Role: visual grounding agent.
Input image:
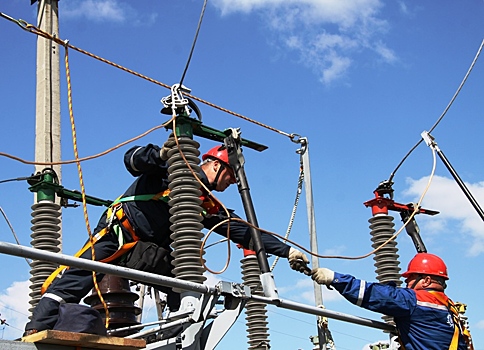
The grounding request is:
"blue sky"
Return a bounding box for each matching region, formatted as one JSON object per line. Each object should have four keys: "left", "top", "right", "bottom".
{"left": 1, "top": 0, "right": 484, "bottom": 349}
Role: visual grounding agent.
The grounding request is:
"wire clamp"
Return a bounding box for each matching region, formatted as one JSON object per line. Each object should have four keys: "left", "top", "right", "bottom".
{"left": 294, "top": 136, "right": 308, "bottom": 156}
{"left": 421, "top": 130, "right": 440, "bottom": 151}
{"left": 161, "top": 83, "right": 191, "bottom": 116}
{"left": 216, "top": 281, "right": 251, "bottom": 299}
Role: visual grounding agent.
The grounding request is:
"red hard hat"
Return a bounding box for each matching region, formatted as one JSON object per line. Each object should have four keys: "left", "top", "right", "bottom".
{"left": 202, "top": 145, "right": 230, "bottom": 165}
{"left": 401, "top": 253, "right": 449, "bottom": 280}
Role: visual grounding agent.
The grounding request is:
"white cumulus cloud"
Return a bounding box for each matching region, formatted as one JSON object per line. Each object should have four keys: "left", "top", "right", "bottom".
{"left": 212, "top": 0, "right": 396, "bottom": 84}
{"left": 402, "top": 175, "right": 484, "bottom": 255}
{"left": 0, "top": 280, "right": 31, "bottom": 340}
{"left": 60, "top": 0, "right": 157, "bottom": 25}
{"left": 62, "top": 0, "right": 127, "bottom": 22}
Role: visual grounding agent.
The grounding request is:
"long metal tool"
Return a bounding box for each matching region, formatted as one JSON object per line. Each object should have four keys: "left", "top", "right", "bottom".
{"left": 224, "top": 128, "right": 279, "bottom": 299}
{"left": 422, "top": 131, "right": 484, "bottom": 221}
{"left": 0, "top": 241, "right": 395, "bottom": 333}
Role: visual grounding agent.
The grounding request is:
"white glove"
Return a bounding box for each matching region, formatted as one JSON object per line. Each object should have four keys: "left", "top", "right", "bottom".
{"left": 311, "top": 268, "right": 335, "bottom": 285}
{"left": 288, "top": 247, "right": 310, "bottom": 275}
{"left": 160, "top": 134, "right": 175, "bottom": 161}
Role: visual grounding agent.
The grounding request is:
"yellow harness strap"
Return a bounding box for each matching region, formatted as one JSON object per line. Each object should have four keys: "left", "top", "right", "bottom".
{"left": 99, "top": 241, "right": 138, "bottom": 263}
{"left": 429, "top": 291, "right": 474, "bottom": 350}
{"left": 40, "top": 227, "right": 110, "bottom": 295}
{"left": 40, "top": 191, "right": 167, "bottom": 295}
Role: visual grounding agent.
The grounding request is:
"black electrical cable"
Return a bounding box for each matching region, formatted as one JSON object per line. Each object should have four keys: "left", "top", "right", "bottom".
{"left": 388, "top": 39, "right": 484, "bottom": 183}
{"left": 0, "top": 175, "right": 37, "bottom": 184}
{"left": 178, "top": 0, "right": 209, "bottom": 88}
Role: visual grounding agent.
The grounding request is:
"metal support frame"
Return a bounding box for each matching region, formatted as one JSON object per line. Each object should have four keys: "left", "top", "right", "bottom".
{"left": 298, "top": 138, "right": 332, "bottom": 350}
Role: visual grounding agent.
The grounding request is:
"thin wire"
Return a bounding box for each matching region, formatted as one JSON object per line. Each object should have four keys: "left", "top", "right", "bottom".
{"left": 179, "top": 0, "right": 208, "bottom": 87}
{"left": 0, "top": 206, "right": 32, "bottom": 266}
{"left": 0, "top": 301, "right": 29, "bottom": 318}
{"left": 0, "top": 12, "right": 295, "bottom": 139}
{"left": 388, "top": 39, "right": 484, "bottom": 183}
{"left": 429, "top": 39, "right": 484, "bottom": 133}
{"left": 203, "top": 238, "right": 228, "bottom": 249}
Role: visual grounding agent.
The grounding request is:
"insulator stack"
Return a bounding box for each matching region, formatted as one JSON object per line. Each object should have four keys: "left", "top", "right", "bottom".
{"left": 84, "top": 275, "right": 141, "bottom": 337}
{"left": 29, "top": 201, "right": 61, "bottom": 314}
{"left": 368, "top": 214, "right": 402, "bottom": 326}
{"left": 241, "top": 253, "right": 270, "bottom": 349}
{"left": 167, "top": 137, "right": 206, "bottom": 289}
{"left": 368, "top": 215, "right": 402, "bottom": 285}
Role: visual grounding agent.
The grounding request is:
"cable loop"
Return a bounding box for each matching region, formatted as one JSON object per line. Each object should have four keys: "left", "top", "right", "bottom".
{"left": 290, "top": 133, "right": 302, "bottom": 143}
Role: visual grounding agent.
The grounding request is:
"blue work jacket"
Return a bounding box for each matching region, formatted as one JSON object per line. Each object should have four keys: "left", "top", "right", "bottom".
{"left": 331, "top": 272, "right": 467, "bottom": 349}
{"left": 100, "top": 143, "right": 291, "bottom": 258}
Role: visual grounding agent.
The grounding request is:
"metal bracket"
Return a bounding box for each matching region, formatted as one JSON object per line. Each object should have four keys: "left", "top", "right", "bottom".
{"left": 216, "top": 281, "right": 251, "bottom": 299}
{"left": 160, "top": 83, "right": 192, "bottom": 117}
{"left": 27, "top": 168, "right": 112, "bottom": 207}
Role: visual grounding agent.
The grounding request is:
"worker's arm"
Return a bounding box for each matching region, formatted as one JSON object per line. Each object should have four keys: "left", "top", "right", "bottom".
{"left": 203, "top": 211, "right": 291, "bottom": 258}
{"left": 328, "top": 272, "right": 416, "bottom": 317}
{"left": 124, "top": 143, "right": 169, "bottom": 177}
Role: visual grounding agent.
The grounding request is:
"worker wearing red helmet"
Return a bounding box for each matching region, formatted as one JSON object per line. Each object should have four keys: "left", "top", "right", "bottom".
{"left": 201, "top": 144, "right": 237, "bottom": 192}
{"left": 311, "top": 253, "right": 473, "bottom": 349}
{"left": 25, "top": 138, "right": 309, "bottom": 336}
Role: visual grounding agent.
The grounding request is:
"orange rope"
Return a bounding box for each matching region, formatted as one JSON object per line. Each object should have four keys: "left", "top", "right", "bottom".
{"left": 64, "top": 45, "right": 110, "bottom": 328}
{"left": 16, "top": 18, "right": 293, "bottom": 138}
{"left": 0, "top": 122, "right": 170, "bottom": 166}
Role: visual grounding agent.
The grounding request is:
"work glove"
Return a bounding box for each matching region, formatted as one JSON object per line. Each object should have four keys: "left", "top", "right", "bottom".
{"left": 311, "top": 268, "right": 335, "bottom": 286}
{"left": 160, "top": 133, "right": 176, "bottom": 161}
{"left": 288, "top": 247, "right": 310, "bottom": 275}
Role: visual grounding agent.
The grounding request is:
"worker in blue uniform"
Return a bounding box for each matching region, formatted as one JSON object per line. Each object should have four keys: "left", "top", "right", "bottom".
{"left": 24, "top": 139, "right": 309, "bottom": 335}
{"left": 311, "top": 253, "right": 473, "bottom": 349}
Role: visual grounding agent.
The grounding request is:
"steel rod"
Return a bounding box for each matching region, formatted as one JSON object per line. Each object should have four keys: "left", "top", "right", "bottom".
{"left": 436, "top": 149, "right": 484, "bottom": 221}
{"left": 0, "top": 241, "right": 396, "bottom": 333}
{"left": 0, "top": 241, "right": 213, "bottom": 295}
{"left": 251, "top": 295, "right": 395, "bottom": 332}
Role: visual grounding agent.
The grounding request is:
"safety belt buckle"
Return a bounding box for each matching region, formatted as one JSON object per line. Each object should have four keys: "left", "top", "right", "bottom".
{"left": 107, "top": 203, "right": 122, "bottom": 228}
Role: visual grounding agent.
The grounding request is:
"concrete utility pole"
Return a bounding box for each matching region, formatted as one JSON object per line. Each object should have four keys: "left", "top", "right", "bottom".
{"left": 35, "top": 0, "right": 61, "bottom": 179}
{"left": 29, "top": 0, "right": 63, "bottom": 314}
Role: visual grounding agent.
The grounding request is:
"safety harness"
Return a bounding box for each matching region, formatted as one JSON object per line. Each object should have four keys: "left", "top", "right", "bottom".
{"left": 428, "top": 291, "right": 474, "bottom": 350}
{"left": 396, "top": 290, "right": 474, "bottom": 350}
{"left": 41, "top": 189, "right": 221, "bottom": 294}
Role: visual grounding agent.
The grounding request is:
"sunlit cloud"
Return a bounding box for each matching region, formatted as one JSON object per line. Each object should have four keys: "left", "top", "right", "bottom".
{"left": 212, "top": 0, "right": 396, "bottom": 84}
{"left": 60, "top": 0, "right": 157, "bottom": 25}
{"left": 0, "top": 280, "right": 30, "bottom": 340}
{"left": 476, "top": 319, "right": 484, "bottom": 329}
{"left": 402, "top": 175, "right": 484, "bottom": 255}
{"left": 61, "top": 0, "right": 126, "bottom": 22}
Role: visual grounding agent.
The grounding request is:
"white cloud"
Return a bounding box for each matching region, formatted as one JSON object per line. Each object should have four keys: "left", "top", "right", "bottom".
{"left": 62, "top": 0, "right": 127, "bottom": 22}
{"left": 60, "top": 0, "right": 158, "bottom": 25}
{"left": 402, "top": 175, "right": 484, "bottom": 255}
{"left": 398, "top": 1, "right": 409, "bottom": 15}
{"left": 212, "top": 0, "right": 395, "bottom": 84}
{"left": 476, "top": 319, "right": 484, "bottom": 329}
{"left": 0, "top": 280, "right": 31, "bottom": 340}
